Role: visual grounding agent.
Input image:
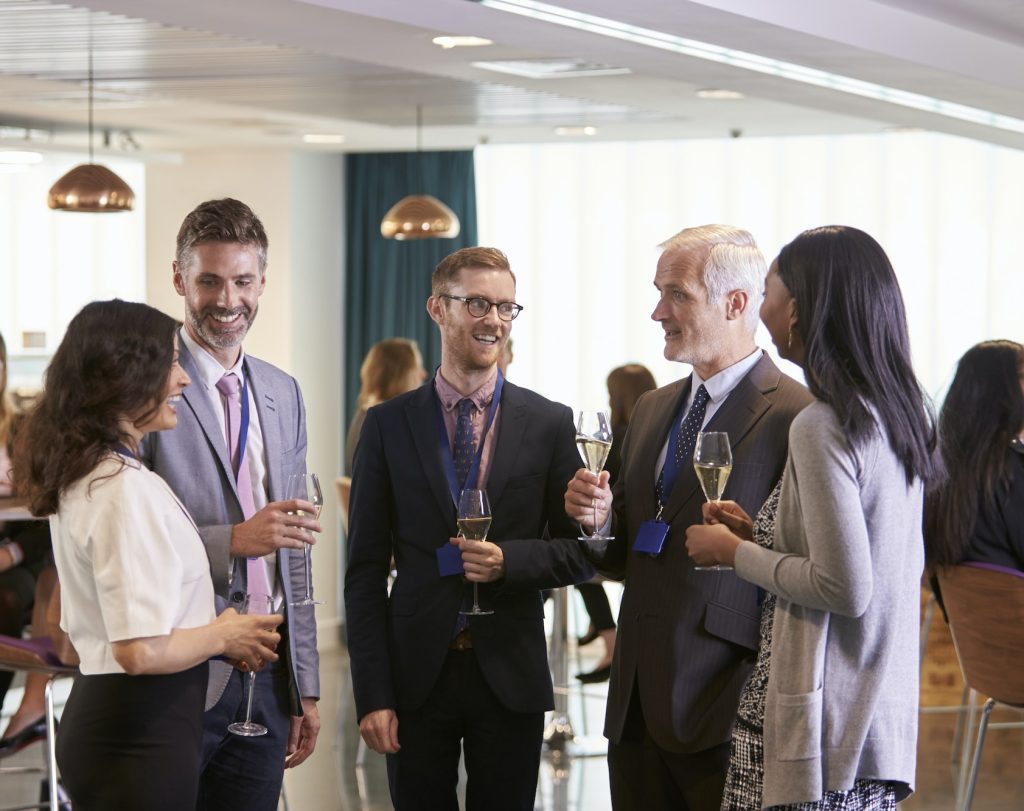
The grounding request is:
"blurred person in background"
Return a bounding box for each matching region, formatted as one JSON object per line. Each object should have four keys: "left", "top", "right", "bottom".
{"left": 925, "top": 340, "right": 1024, "bottom": 572}
{"left": 0, "top": 329, "right": 54, "bottom": 752}
{"left": 346, "top": 338, "right": 427, "bottom": 474}
{"left": 576, "top": 363, "right": 657, "bottom": 684}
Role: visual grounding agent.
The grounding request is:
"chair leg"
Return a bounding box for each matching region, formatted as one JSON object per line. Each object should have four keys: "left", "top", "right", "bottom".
{"left": 919, "top": 591, "right": 936, "bottom": 670}
{"left": 961, "top": 698, "right": 995, "bottom": 811}
{"left": 955, "top": 688, "right": 977, "bottom": 807}
{"left": 951, "top": 682, "right": 972, "bottom": 765}
{"left": 44, "top": 676, "right": 59, "bottom": 811}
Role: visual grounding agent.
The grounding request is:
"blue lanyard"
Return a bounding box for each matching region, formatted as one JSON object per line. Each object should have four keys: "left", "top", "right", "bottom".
{"left": 112, "top": 443, "right": 136, "bottom": 459}
{"left": 434, "top": 370, "right": 504, "bottom": 506}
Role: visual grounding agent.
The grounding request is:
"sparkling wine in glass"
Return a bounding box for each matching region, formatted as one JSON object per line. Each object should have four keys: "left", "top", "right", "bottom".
{"left": 576, "top": 410, "right": 614, "bottom": 541}
{"left": 693, "top": 431, "right": 733, "bottom": 571}
{"left": 286, "top": 472, "right": 323, "bottom": 606}
{"left": 227, "top": 595, "right": 273, "bottom": 737}
{"left": 458, "top": 488, "right": 494, "bottom": 616}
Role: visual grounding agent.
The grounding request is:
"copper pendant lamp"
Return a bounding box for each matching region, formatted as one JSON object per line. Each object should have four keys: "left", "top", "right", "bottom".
{"left": 48, "top": 27, "right": 135, "bottom": 213}
{"left": 380, "top": 106, "right": 460, "bottom": 240}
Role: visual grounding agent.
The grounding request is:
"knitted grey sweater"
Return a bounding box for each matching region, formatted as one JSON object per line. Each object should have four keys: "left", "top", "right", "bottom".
{"left": 735, "top": 400, "right": 923, "bottom": 808}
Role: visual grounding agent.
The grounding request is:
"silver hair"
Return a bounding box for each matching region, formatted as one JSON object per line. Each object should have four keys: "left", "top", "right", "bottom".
{"left": 658, "top": 224, "right": 767, "bottom": 332}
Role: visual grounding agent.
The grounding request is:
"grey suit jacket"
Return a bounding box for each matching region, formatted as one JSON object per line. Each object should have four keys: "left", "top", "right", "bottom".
{"left": 140, "top": 340, "right": 320, "bottom": 714}
{"left": 598, "top": 353, "right": 812, "bottom": 753}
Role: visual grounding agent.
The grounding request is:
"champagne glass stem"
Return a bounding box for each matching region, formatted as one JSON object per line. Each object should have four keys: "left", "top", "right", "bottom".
{"left": 472, "top": 583, "right": 482, "bottom": 613}
{"left": 304, "top": 546, "right": 313, "bottom": 601}
{"left": 593, "top": 500, "right": 599, "bottom": 536}
{"left": 243, "top": 672, "right": 256, "bottom": 724}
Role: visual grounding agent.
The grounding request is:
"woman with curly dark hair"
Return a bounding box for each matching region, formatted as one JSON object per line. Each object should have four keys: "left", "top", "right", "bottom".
{"left": 13, "top": 299, "right": 282, "bottom": 811}
{"left": 925, "top": 340, "right": 1024, "bottom": 571}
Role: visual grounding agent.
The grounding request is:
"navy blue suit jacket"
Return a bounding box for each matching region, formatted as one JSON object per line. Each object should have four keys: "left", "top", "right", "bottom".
{"left": 345, "top": 377, "right": 594, "bottom": 722}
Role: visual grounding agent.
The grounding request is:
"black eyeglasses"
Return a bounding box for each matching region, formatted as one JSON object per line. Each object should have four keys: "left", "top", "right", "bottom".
{"left": 441, "top": 294, "right": 524, "bottom": 321}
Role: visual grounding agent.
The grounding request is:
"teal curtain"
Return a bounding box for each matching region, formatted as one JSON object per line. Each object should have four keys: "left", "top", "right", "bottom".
{"left": 344, "top": 150, "right": 477, "bottom": 430}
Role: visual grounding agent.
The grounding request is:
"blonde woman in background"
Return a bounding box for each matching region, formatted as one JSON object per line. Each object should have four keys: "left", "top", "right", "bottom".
{"left": 346, "top": 338, "right": 427, "bottom": 473}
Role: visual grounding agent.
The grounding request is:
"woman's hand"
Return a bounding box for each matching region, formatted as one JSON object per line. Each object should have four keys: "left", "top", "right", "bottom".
{"left": 685, "top": 523, "right": 743, "bottom": 568}
{"left": 216, "top": 608, "right": 282, "bottom": 672}
{"left": 702, "top": 499, "right": 754, "bottom": 541}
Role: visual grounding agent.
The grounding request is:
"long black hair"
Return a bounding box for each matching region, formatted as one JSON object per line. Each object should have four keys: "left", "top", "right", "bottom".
{"left": 776, "top": 225, "right": 937, "bottom": 485}
{"left": 13, "top": 299, "right": 177, "bottom": 516}
{"left": 924, "top": 340, "right": 1024, "bottom": 568}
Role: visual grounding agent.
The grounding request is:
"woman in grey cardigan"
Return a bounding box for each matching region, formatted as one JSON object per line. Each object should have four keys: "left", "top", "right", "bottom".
{"left": 687, "top": 225, "right": 937, "bottom": 810}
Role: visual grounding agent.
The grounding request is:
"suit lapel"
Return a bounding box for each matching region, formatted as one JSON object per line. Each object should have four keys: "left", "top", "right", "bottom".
{"left": 246, "top": 359, "right": 284, "bottom": 501}
{"left": 406, "top": 383, "right": 456, "bottom": 524}
{"left": 486, "top": 381, "right": 526, "bottom": 509}
{"left": 179, "top": 343, "right": 237, "bottom": 501}
{"left": 633, "top": 380, "right": 688, "bottom": 520}
{"left": 661, "top": 355, "right": 778, "bottom": 525}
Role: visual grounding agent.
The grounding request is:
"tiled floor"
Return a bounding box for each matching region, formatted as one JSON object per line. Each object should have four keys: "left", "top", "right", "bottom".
{"left": 3, "top": 590, "right": 1023, "bottom": 810}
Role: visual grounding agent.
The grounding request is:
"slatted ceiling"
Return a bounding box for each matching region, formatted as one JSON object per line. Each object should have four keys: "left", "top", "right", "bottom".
{"left": 0, "top": 0, "right": 668, "bottom": 148}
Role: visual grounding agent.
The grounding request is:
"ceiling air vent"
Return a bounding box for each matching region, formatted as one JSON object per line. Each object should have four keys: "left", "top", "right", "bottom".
{"left": 471, "top": 58, "right": 631, "bottom": 79}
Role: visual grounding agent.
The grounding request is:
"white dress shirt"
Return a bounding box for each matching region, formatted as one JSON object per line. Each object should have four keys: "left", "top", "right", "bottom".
{"left": 655, "top": 349, "right": 764, "bottom": 477}
{"left": 52, "top": 456, "right": 216, "bottom": 675}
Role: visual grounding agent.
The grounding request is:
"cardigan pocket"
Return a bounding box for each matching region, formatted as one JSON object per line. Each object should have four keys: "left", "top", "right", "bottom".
{"left": 774, "top": 686, "right": 823, "bottom": 761}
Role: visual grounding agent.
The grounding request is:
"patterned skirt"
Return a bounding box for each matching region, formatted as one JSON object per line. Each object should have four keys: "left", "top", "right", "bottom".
{"left": 721, "top": 716, "right": 896, "bottom": 811}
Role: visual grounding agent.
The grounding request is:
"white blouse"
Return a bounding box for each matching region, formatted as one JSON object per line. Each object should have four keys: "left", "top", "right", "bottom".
{"left": 51, "top": 454, "right": 216, "bottom": 675}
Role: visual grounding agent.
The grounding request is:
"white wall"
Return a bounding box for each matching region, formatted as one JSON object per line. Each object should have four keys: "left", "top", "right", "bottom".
{"left": 477, "top": 131, "right": 1024, "bottom": 413}
{"left": 145, "top": 148, "right": 345, "bottom": 645}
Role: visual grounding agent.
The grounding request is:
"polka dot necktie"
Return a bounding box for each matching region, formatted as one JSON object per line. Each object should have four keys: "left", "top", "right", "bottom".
{"left": 655, "top": 384, "right": 711, "bottom": 505}
{"left": 453, "top": 398, "right": 476, "bottom": 492}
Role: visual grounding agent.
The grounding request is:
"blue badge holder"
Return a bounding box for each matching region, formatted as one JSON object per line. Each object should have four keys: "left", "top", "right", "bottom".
{"left": 633, "top": 519, "right": 669, "bottom": 555}
{"left": 436, "top": 543, "right": 465, "bottom": 577}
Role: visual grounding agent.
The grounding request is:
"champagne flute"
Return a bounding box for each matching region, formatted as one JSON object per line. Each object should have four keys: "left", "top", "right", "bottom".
{"left": 693, "top": 431, "right": 733, "bottom": 571}
{"left": 286, "top": 472, "right": 323, "bottom": 606}
{"left": 575, "top": 410, "right": 614, "bottom": 540}
{"left": 457, "top": 488, "right": 494, "bottom": 616}
{"left": 227, "top": 594, "right": 273, "bottom": 737}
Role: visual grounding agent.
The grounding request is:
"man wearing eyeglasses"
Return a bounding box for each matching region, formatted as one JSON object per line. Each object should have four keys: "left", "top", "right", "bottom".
{"left": 345, "top": 246, "right": 594, "bottom": 810}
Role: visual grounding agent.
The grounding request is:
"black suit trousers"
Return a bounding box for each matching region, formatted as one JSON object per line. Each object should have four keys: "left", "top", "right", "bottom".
{"left": 386, "top": 649, "right": 544, "bottom": 811}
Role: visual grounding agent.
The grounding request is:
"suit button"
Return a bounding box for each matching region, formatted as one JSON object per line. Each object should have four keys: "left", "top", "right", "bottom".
{"left": 230, "top": 591, "right": 245, "bottom": 603}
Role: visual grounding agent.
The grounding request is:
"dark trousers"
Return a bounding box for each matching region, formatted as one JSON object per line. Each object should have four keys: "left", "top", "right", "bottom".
{"left": 197, "top": 661, "right": 292, "bottom": 811}
{"left": 386, "top": 649, "right": 544, "bottom": 811}
{"left": 608, "top": 686, "right": 730, "bottom": 811}
{"left": 577, "top": 581, "right": 616, "bottom": 631}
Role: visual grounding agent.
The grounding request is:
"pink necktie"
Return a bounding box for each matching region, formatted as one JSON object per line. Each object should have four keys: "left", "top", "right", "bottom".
{"left": 216, "top": 373, "right": 272, "bottom": 602}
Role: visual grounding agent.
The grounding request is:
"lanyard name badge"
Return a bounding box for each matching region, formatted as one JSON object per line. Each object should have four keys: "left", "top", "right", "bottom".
{"left": 633, "top": 398, "right": 688, "bottom": 556}
{"left": 435, "top": 370, "right": 504, "bottom": 577}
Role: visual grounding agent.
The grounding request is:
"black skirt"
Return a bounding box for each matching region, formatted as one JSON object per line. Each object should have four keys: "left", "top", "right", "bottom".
{"left": 57, "top": 661, "right": 208, "bottom": 811}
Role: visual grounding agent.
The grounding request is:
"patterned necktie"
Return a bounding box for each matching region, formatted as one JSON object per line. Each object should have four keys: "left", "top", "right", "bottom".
{"left": 453, "top": 398, "right": 476, "bottom": 492}
{"left": 215, "top": 373, "right": 272, "bottom": 602}
{"left": 655, "top": 384, "right": 711, "bottom": 505}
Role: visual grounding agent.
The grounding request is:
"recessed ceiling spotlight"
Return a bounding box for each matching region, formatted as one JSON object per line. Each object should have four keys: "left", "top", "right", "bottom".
{"left": 433, "top": 35, "right": 494, "bottom": 49}
{"left": 696, "top": 88, "right": 745, "bottom": 100}
{"left": 0, "top": 150, "right": 43, "bottom": 164}
{"left": 302, "top": 133, "right": 346, "bottom": 144}
{"left": 554, "top": 126, "right": 597, "bottom": 136}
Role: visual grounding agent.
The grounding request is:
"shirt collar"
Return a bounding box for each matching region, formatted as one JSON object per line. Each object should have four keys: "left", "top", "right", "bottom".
{"left": 179, "top": 326, "right": 246, "bottom": 390}
{"left": 434, "top": 367, "right": 498, "bottom": 413}
{"left": 692, "top": 348, "right": 763, "bottom": 404}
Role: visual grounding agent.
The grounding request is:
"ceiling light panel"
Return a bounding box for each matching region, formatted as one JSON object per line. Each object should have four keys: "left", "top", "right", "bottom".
{"left": 472, "top": 0, "right": 1024, "bottom": 135}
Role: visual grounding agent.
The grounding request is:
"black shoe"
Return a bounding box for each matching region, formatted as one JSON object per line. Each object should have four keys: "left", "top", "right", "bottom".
{"left": 576, "top": 664, "right": 612, "bottom": 684}
{"left": 0, "top": 717, "right": 47, "bottom": 759}
{"left": 577, "top": 628, "right": 600, "bottom": 646}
